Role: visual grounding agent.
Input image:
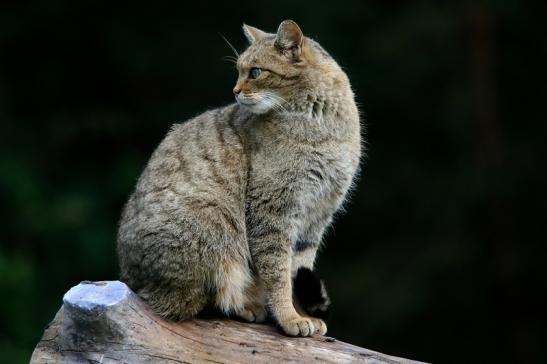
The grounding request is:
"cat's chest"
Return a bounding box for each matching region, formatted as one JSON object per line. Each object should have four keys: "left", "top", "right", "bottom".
{"left": 246, "top": 116, "right": 360, "bottom": 215}
{"left": 252, "top": 140, "right": 356, "bottom": 209}
{"left": 293, "top": 145, "right": 356, "bottom": 205}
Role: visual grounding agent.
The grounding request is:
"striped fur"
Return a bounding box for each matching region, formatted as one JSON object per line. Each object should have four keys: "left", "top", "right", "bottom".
{"left": 117, "top": 20, "right": 361, "bottom": 337}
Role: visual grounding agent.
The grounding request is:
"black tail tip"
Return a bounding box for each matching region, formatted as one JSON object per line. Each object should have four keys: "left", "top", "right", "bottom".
{"left": 293, "top": 267, "right": 331, "bottom": 319}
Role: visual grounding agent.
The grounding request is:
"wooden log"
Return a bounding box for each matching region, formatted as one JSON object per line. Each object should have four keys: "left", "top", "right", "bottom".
{"left": 31, "top": 281, "right": 426, "bottom": 363}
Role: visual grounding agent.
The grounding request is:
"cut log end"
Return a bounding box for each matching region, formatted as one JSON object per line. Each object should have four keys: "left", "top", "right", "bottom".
{"left": 63, "top": 280, "right": 131, "bottom": 312}
{"left": 31, "top": 281, "right": 427, "bottom": 363}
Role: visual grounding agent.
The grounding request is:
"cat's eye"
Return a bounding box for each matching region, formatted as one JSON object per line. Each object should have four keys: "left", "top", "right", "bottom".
{"left": 249, "top": 67, "right": 262, "bottom": 79}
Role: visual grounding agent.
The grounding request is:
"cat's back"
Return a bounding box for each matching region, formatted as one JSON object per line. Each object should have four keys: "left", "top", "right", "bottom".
{"left": 119, "top": 103, "right": 248, "bottom": 234}
{"left": 165, "top": 103, "right": 244, "bottom": 163}
{"left": 144, "top": 103, "right": 244, "bottom": 187}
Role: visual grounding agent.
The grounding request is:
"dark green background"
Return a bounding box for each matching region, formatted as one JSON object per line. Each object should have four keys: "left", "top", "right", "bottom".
{"left": 1, "top": 1, "right": 545, "bottom": 363}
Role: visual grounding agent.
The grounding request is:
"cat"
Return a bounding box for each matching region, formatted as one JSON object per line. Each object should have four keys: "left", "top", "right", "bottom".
{"left": 117, "top": 19, "right": 361, "bottom": 337}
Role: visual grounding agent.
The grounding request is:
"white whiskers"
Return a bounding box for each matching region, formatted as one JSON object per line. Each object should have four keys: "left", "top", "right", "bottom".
{"left": 262, "top": 92, "right": 289, "bottom": 114}
{"left": 218, "top": 33, "right": 239, "bottom": 58}
{"left": 222, "top": 55, "right": 239, "bottom": 64}
{"left": 237, "top": 91, "right": 290, "bottom": 115}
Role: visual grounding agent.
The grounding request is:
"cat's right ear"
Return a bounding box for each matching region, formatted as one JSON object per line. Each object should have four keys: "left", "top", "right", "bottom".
{"left": 242, "top": 23, "right": 269, "bottom": 43}
{"left": 274, "top": 20, "right": 304, "bottom": 62}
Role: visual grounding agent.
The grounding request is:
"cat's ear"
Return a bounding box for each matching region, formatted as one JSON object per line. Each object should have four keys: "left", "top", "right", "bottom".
{"left": 242, "top": 23, "right": 269, "bottom": 43}
{"left": 274, "top": 20, "right": 304, "bottom": 62}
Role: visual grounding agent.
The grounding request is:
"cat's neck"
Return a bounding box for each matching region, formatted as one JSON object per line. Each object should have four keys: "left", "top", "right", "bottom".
{"left": 233, "top": 72, "right": 359, "bottom": 144}
{"left": 267, "top": 82, "right": 359, "bottom": 142}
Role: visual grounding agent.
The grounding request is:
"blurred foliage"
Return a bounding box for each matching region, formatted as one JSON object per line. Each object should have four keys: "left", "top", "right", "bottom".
{"left": 0, "top": 1, "right": 546, "bottom": 363}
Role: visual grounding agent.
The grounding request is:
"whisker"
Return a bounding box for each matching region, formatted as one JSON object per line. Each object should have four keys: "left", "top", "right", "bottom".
{"left": 263, "top": 92, "right": 289, "bottom": 113}
{"left": 218, "top": 32, "right": 239, "bottom": 58}
{"left": 239, "top": 91, "right": 290, "bottom": 114}
{"left": 221, "top": 56, "right": 238, "bottom": 65}
{"left": 264, "top": 92, "right": 288, "bottom": 103}
{"left": 222, "top": 55, "right": 238, "bottom": 62}
{"left": 264, "top": 94, "right": 288, "bottom": 113}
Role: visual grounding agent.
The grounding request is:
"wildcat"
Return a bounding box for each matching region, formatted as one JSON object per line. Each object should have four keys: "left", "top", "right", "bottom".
{"left": 117, "top": 20, "right": 361, "bottom": 337}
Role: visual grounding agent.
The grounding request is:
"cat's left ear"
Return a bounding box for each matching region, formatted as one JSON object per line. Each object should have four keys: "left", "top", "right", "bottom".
{"left": 242, "top": 23, "right": 269, "bottom": 43}
{"left": 274, "top": 20, "right": 304, "bottom": 62}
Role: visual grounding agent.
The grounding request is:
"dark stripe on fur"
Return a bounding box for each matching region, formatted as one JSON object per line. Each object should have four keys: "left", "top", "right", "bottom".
{"left": 294, "top": 240, "right": 317, "bottom": 252}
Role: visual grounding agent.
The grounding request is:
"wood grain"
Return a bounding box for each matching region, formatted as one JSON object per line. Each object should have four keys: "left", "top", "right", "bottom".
{"left": 31, "top": 281, "right": 425, "bottom": 364}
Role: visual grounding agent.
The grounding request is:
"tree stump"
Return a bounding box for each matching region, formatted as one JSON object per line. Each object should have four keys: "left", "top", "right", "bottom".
{"left": 31, "top": 281, "right": 426, "bottom": 363}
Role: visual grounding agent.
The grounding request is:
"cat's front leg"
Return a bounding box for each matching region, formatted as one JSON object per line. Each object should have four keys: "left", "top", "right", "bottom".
{"left": 248, "top": 219, "right": 320, "bottom": 337}
{"left": 291, "top": 218, "right": 333, "bottom": 324}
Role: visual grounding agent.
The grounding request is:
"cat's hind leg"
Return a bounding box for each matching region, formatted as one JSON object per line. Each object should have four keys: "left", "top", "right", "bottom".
{"left": 134, "top": 252, "right": 208, "bottom": 320}
{"left": 236, "top": 277, "right": 268, "bottom": 323}
{"left": 139, "top": 282, "right": 209, "bottom": 320}
{"left": 122, "top": 231, "right": 210, "bottom": 321}
{"left": 213, "top": 258, "right": 267, "bottom": 323}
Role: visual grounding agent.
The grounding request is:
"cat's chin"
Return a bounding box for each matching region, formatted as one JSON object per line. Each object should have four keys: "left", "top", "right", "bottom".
{"left": 236, "top": 99, "right": 272, "bottom": 115}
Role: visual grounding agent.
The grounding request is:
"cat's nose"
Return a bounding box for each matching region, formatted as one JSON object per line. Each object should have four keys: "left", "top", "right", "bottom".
{"left": 233, "top": 87, "right": 241, "bottom": 95}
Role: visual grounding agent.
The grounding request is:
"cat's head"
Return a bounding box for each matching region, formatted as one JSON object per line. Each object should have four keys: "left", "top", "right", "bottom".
{"left": 233, "top": 20, "right": 344, "bottom": 115}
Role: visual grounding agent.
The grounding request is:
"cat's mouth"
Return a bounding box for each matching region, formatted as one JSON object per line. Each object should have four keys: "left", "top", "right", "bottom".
{"left": 236, "top": 97, "right": 259, "bottom": 106}
{"left": 236, "top": 94, "right": 271, "bottom": 114}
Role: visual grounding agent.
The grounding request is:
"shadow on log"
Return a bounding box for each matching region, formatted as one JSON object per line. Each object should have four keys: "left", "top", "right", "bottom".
{"left": 31, "top": 281, "right": 426, "bottom": 363}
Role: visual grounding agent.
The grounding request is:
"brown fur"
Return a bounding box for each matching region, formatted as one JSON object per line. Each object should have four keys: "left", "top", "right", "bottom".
{"left": 117, "top": 20, "right": 361, "bottom": 336}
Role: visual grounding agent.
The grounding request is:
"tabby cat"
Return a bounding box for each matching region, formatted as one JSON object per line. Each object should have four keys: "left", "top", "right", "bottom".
{"left": 117, "top": 19, "right": 361, "bottom": 337}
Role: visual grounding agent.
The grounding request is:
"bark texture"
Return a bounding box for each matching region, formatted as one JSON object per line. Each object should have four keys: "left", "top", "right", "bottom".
{"left": 31, "top": 281, "right": 426, "bottom": 364}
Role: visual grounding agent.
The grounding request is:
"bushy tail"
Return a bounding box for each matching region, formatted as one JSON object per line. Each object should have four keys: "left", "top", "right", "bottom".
{"left": 293, "top": 267, "right": 331, "bottom": 319}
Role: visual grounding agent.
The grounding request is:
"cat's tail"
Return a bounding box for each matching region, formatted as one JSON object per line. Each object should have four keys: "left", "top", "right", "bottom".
{"left": 293, "top": 267, "right": 331, "bottom": 319}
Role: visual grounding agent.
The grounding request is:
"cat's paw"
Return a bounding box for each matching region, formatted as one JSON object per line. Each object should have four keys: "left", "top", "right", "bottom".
{"left": 309, "top": 317, "right": 327, "bottom": 335}
{"left": 236, "top": 304, "right": 267, "bottom": 323}
{"left": 279, "top": 316, "right": 318, "bottom": 337}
